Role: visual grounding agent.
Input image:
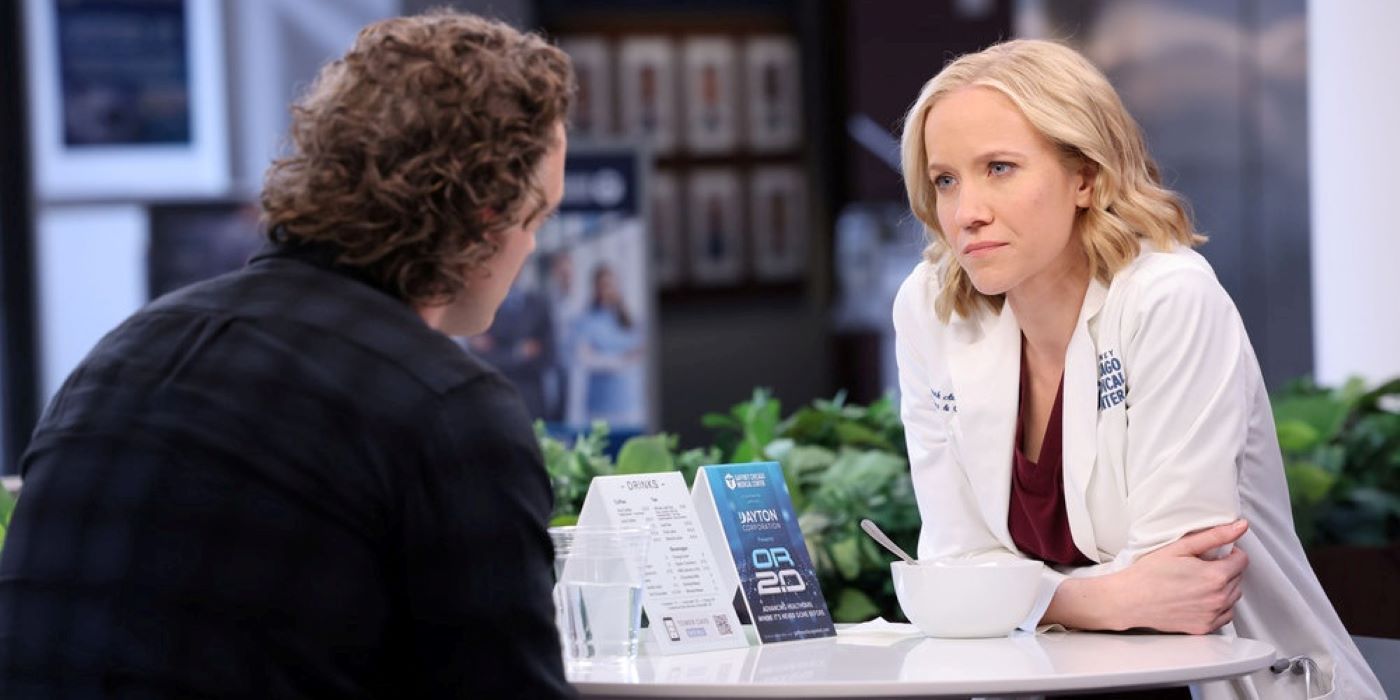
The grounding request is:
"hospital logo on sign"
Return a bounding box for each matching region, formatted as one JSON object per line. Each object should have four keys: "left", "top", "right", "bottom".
{"left": 1097, "top": 350, "right": 1126, "bottom": 411}
{"left": 725, "top": 472, "right": 767, "bottom": 490}
{"left": 930, "top": 387, "right": 958, "bottom": 413}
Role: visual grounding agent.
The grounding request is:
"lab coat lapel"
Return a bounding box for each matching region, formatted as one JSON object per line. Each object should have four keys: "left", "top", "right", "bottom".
{"left": 946, "top": 303, "right": 1021, "bottom": 552}
{"left": 1062, "top": 277, "right": 1109, "bottom": 563}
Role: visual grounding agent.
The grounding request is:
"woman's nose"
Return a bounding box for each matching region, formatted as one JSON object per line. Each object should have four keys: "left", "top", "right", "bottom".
{"left": 953, "top": 186, "right": 992, "bottom": 231}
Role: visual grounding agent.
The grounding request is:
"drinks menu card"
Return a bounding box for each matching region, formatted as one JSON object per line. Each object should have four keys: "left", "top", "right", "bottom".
{"left": 577, "top": 472, "right": 748, "bottom": 654}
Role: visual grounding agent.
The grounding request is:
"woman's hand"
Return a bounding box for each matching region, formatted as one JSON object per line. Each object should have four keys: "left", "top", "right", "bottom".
{"left": 1110, "top": 519, "right": 1250, "bottom": 634}
{"left": 1044, "top": 519, "right": 1250, "bottom": 634}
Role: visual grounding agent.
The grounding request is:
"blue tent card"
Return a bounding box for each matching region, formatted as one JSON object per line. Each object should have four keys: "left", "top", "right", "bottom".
{"left": 692, "top": 462, "right": 836, "bottom": 644}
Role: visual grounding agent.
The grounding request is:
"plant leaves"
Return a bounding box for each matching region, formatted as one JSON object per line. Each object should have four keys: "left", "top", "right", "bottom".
{"left": 1275, "top": 420, "right": 1320, "bottom": 453}
{"left": 765, "top": 438, "right": 796, "bottom": 461}
{"left": 830, "top": 587, "right": 881, "bottom": 623}
{"left": 538, "top": 376, "right": 1400, "bottom": 622}
{"left": 1285, "top": 462, "right": 1337, "bottom": 507}
{"left": 0, "top": 487, "right": 14, "bottom": 527}
{"left": 778, "top": 407, "right": 832, "bottom": 445}
{"left": 702, "top": 413, "right": 739, "bottom": 430}
{"left": 778, "top": 462, "right": 808, "bottom": 513}
{"left": 615, "top": 435, "right": 675, "bottom": 474}
{"left": 1272, "top": 394, "right": 1352, "bottom": 442}
{"left": 1346, "top": 486, "right": 1400, "bottom": 517}
{"left": 858, "top": 529, "right": 889, "bottom": 568}
{"left": 1316, "top": 503, "right": 1390, "bottom": 547}
{"left": 1356, "top": 377, "right": 1400, "bottom": 413}
{"left": 830, "top": 535, "right": 862, "bottom": 581}
{"left": 1314, "top": 445, "right": 1347, "bottom": 474}
{"left": 1336, "top": 376, "right": 1370, "bottom": 406}
{"left": 783, "top": 445, "right": 837, "bottom": 484}
{"left": 833, "top": 421, "right": 893, "bottom": 451}
{"left": 732, "top": 442, "right": 759, "bottom": 463}
{"left": 675, "top": 445, "right": 723, "bottom": 487}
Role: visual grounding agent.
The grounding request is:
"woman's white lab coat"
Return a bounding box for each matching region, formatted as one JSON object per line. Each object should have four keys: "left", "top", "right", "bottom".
{"left": 893, "top": 245, "right": 1383, "bottom": 699}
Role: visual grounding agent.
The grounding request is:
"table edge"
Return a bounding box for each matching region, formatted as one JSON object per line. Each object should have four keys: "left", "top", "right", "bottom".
{"left": 570, "top": 638, "right": 1278, "bottom": 698}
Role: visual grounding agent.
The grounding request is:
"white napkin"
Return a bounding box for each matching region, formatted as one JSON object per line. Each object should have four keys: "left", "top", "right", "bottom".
{"left": 835, "top": 617, "right": 925, "bottom": 646}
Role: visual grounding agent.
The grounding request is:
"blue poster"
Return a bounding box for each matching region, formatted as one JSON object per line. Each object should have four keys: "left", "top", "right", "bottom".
{"left": 702, "top": 462, "right": 835, "bottom": 643}
{"left": 465, "top": 147, "right": 654, "bottom": 443}
{"left": 57, "top": 0, "right": 191, "bottom": 146}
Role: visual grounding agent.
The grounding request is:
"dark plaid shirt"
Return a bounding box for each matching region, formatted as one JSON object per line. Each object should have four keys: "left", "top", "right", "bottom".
{"left": 0, "top": 243, "right": 573, "bottom": 699}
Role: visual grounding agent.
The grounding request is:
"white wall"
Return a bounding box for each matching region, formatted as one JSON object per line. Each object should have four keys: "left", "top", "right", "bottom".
{"left": 1309, "top": 1, "right": 1400, "bottom": 385}
{"left": 36, "top": 205, "right": 148, "bottom": 402}
{"left": 227, "top": 0, "right": 401, "bottom": 194}
{"left": 28, "top": 0, "right": 402, "bottom": 411}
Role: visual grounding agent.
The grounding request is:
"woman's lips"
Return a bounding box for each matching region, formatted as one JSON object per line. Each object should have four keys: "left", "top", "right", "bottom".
{"left": 962, "top": 241, "right": 1007, "bottom": 257}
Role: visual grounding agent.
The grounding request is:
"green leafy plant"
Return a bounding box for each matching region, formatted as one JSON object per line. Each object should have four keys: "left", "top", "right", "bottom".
{"left": 1273, "top": 376, "right": 1400, "bottom": 547}
{"left": 540, "top": 375, "right": 1399, "bottom": 625}
{"left": 537, "top": 421, "right": 615, "bottom": 526}
{"left": 701, "top": 388, "right": 784, "bottom": 463}
{"left": 0, "top": 486, "right": 14, "bottom": 554}
{"left": 536, "top": 421, "right": 720, "bottom": 526}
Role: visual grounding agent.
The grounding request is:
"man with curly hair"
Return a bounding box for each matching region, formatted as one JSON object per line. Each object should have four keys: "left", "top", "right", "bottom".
{"left": 0, "top": 10, "right": 575, "bottom": 698}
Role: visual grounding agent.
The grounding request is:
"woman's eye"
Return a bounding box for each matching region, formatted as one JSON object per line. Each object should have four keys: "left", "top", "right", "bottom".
{"left": 933, "top": 174, "right": 955, "bottom": 190}
{"left": 989, "top": 162, "right": 1015, "bottom": 176}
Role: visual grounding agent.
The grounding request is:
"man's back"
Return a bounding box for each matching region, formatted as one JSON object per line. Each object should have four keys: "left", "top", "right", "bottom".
{"left": 0, "top": 246, "right": 572, "bottom": 698}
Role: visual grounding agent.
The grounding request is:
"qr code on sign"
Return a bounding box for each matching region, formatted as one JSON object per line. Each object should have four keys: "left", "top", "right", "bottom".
{"left": 714, "top": 614, "right": 734, "bottom": 636}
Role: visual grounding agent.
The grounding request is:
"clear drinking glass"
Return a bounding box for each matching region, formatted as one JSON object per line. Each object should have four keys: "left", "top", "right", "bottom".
{"left": 548, "top": 526, "right": 651, "bottom": 662}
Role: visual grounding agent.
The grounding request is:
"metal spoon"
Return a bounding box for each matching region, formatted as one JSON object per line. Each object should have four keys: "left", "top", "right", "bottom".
{"left": 860, "top": 518, "right": 917, "bottom": 565}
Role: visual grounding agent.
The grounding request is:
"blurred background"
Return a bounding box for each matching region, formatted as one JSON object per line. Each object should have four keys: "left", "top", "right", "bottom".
{"left": 3, "top": 0, "right": 1397, "bottom": 460}
{"left": 0, "top": 0, "right": 1397, "bottom": 670}
{"left": 9, "top": 0, "right": 1395, "bottom": 453}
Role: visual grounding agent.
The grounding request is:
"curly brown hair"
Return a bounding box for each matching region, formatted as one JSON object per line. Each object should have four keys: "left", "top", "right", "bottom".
{"left": 260, "top": 9, "right": 573, "bottom": 306}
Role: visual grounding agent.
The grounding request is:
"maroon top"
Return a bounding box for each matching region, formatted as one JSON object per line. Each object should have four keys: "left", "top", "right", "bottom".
{"left": 1008, "top": 355, "right": 1094, "bottom": 567}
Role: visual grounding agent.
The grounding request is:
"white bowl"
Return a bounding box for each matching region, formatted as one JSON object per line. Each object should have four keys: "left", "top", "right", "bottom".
{"left": 892, "top": 559, "right": 1044, "bottom": 638}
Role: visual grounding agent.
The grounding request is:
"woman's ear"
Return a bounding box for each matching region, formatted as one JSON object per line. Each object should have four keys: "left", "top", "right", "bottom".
{"left": 1074, "top": 161, "right": 1098, "bottom": 209}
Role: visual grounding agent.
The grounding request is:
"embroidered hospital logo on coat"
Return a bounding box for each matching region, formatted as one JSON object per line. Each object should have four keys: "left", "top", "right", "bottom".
{"left": 931, "top": 387, "right": 958, "bottom": 413}
{"left": 1097, "top": 350, "right": 1126, "bottom": 411}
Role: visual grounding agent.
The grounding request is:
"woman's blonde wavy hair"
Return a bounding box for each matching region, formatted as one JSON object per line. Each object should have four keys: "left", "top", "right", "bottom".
{"left": 900, "top": 39, "right": 1203, "bottom": 322}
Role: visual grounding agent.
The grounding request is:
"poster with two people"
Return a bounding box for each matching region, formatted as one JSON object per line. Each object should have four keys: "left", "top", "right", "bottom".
{"left": 461, "top": 148, "right": 654, "bottom": 439}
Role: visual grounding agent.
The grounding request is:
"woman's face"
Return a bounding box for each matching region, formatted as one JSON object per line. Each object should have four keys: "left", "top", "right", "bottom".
{"left": 595, "top": 269, "right": 620, "bottom": 305}
{"left": 922, "top": 87, "right": 1093, "bottom": 297}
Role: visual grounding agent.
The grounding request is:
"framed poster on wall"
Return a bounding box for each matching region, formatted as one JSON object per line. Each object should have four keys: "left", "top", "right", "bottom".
{"left": 681, "top": 36, "right": 740, "bottom": 155}
{"left": 686, "top": 169, "right": 744, "bottom": 286}
{"left": 466, "top": 147, "right": 656, "bottom": 439}
{"left": 750, "top": 166, "right": 807, "bottom": 281}
{"left": 619, "top": 36, "right": 678, "bottom": 156}
{"left": 649, "top": 170, "right": 684, "bottom": 288}
{"left": 559, "top": 36, "right": 613, "bottom": 140}
{"left": 744, "top": 36, "right": 802, "bottom": 152}
{"left": 24, "top": 0, "right": 229, "bottom": 200}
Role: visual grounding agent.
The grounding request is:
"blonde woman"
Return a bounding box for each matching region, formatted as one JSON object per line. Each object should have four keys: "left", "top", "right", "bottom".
{"left": 894, "top": 39, "right": 1381, "bottom": 699}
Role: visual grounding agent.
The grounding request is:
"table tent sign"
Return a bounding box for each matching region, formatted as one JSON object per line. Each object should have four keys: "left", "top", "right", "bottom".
{"left": 576, "top": 472, "right": 748, "bottom": 654}
{"left": 691, "top": 462, "right": 837, "bottom": 644}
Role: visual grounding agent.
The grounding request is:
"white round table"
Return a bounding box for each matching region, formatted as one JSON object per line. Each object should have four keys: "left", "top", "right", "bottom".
{"left": 566, "top": 624, "right": 1276, "bottom": 698}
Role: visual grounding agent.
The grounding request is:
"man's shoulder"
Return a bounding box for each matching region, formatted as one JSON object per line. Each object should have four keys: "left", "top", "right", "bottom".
{"left": 142, "top": 260, "right": 496, "bottom": 397}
